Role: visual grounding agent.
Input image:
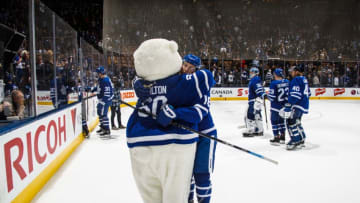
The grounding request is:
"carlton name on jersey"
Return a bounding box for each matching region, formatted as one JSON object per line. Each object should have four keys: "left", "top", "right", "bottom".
{"left": 150, "top": 86, "right": 167, "bottom": 95}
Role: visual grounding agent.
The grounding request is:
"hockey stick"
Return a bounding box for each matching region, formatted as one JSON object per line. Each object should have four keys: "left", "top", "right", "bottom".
{"left": 262, "top": 81, "right": 269, "bottom": 130}
{"left": 263, "top": 98, "right": 269, "bottom": 130}
{"left": 120, "top": 100, "right": 279, "bottom": 165}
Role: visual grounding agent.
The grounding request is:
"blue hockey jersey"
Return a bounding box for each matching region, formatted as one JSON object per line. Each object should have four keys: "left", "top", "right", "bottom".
{"left": 126, "top": 69, "right": 215, "bottom": 148}
{"left": 288, "top": 76, "right": 311, "bottom": 114}
{"left": 194, "top": 70, "right": 216, "bottom": 135}
{"left": 248, "top": 76, "right": 265, "bottom": 103}
{"left": 97, "top": 76, "right": 114, "bottom": 103}
{"left": 50, "top": 77, "right": 69, "bottom": 107}
{"left": 268, "top": 79, "right": 290, "bottom": 112}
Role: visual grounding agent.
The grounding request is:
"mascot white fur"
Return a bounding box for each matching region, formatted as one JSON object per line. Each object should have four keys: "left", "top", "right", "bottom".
{"left": 130, "top": 39, "right": 196, "bottom": 203}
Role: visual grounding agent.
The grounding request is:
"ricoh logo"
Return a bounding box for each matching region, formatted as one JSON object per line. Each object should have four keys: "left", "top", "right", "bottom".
{"left": 315, "top": 88, "right": 326, "bottom": 96}
{"left": 334, "top": 88, "right": 345, "bottom": 96}
{"left": 2, "top": 108, "right": 77, "bottom": 193}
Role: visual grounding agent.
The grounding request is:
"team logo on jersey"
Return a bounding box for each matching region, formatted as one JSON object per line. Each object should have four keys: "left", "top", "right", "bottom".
{"left": 315, "top": 88, "right": 326, "bottom": 96}
{"left": 334, "top": 88, "right": 345, "bottom": 96}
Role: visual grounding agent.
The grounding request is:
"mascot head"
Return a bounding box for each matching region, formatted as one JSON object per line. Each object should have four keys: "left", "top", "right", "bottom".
{"left": 133, "top": 38, "right": 182, "bottom": 81}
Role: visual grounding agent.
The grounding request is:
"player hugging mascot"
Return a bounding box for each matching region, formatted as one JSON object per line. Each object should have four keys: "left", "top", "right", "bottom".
{"left": 126, "top": 38, "right": 215, "bottom": 203}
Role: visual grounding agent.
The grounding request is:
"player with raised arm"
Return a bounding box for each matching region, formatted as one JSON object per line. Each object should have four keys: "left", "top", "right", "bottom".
{"left": 180, "top": 54, "right": 217, "bottom": 203}
{"left": 243, "top": 67, "right": 266, "bottom": 137}
{"left": 95, "top": 66, "right": 114, "bottom": 136}
{"left": 128, "top": 39, "right": 215, "bottom": 203}
{"left": 280, "top": 65, "right": 310, "bottom": 150}
{"left": 267, "top": 68, "right": 289, "bottom": 145}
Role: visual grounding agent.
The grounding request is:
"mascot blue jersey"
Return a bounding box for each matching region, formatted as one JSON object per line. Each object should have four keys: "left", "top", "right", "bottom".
{"left": 268, "top": 79, "right": 290, "bottom": 111}
{"left": 127, "top": 69, "right": 215, "bottom": 148}
{"left": 288, "top": 76, "right": 311, "bottom": 114}
{"left": 248, "top": 76, "right": 265, "bottom": 103}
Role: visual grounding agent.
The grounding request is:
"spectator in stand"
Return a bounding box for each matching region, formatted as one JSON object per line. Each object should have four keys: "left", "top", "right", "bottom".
{"left": 265, "top": 69, "right": 273, "bottom": 86}
{"left": 241, "top": 68, "right": 249, "bottom": 86}
{"left": 312, "top": 73, "right": 320, "bottom": 87}
{"left": 228, "top": 71, "right": 234, "bottom": 87}
{"left": 333, "top": 73, "right": 340, "bottom": 87}
{"left": 215, "top": 72, "right": 222, "bottom": 87}
{"left": 0, "top": 90, "right": 26, "bottom": 120}
{"left": 234, "top": 68, "right": 241, "bottom": 86}
{"left": 327, "top": 73, "right": 333, "bottom": 87}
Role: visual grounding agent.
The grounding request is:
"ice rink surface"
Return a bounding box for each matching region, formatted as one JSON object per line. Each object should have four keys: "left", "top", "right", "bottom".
{"left": 33, "top": 100, "right": 360, "bottom": 203}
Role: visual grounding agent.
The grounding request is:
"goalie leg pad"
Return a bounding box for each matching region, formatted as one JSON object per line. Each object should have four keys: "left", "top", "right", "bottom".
{"left": 287, "top": 109, "right": 303, "bottom": 143}
{"left": 254, "top": 110, "right": 263, "bottom": 133}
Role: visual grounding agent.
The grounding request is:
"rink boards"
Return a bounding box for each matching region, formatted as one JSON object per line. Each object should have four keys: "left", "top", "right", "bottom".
{"left": 0, "top": 103, "right": 83, "bottom": 203}
{"left": 210, "top": 87, "right": 360, "bottom": 100}
{"left": 0, "top": 91, "right": 136, "bottom": 203}
{"left": 35, "top": 87, "right": 360, "bottom": 113}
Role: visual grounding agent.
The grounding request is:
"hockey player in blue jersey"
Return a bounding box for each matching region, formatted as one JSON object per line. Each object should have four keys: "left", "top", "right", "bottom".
{"left": 128, "top": 39, "right": 215, "bottom": 203}
{"left": 95, "top": 66, "right": 114, "bottom": 136}
{"left": 50, "top": 68, "right": 69, "bottom": 108}
{"left": 243, "top": 67, "right": 266, "bottom": 137}
{"left": 267, "top": 68, "right": 289, "bottom": 145}
{"left": 179, "top": 54, "right": 217, "bottom": 203}
{"left": 280, "top": 65, "right": 310, "bottom": 150}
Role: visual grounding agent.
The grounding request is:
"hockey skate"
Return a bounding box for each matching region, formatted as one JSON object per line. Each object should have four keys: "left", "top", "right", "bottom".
{"left": 112, "top": 126, "right": 120, "bottom": 130}
{"left": 83, "top": 128, "right": 90, "bottom": 139}
{"left": 99, "top": 129, "right": 111, "bottom": 137}
{"left": 270, "top": 136, "right": 281, "bottom": 146}
{"left": 253, "top": 132, "right": 264, "bottom": 136}
{"left": 286, "top": 140, "right": 302, "bottom": 150}
{"left": 96, "top": 127, "right": 104, "bottom": 134}
{"left": 280, "top": 134, "right": 285, "bottom": 144}
{"left": 299, "top": 139, "right": 306, "bottom": 148}
{"left": 243, "top": 132, "right": 255, "bottom": 137}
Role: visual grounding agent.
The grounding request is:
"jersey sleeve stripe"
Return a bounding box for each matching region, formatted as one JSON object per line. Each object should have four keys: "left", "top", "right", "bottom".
{"left": 200, "top": 70, "right": 210, "bottom": 91}
{"left": 194, "top": 106, "right": 203, "bottom": 120}
{"left": 194, "top": 104, "right": 209, "bottom": 113}
{"left": 196, "top": 185, "right": 212, "bottom": 190}
{"left": 293, "top": 105, "right": 308, "bottom": 113}
{"left": 290, "top": 95, "right": 302, "bottom": 100}
{"left": 197, "top": 194, "right": 212, "bottom": 198}
{"left": 127, "top": 133, "right": 198, "bottom": 144}
{"left": 192, "top": 73, "right": 203, "bottom": 98}
{"left": 201, "top": 126, "right": 216, "bottom": 134}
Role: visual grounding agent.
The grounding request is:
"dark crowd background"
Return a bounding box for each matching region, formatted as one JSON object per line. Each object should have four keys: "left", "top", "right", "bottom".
{"left": 0, "top": 0, "right": 359, "bottom": 121}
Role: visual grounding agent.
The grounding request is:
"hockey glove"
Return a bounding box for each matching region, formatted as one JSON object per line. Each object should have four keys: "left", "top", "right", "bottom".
{"left": 262, "top": 94, "right": 268, "bottom": 100}
{"left": 157, "top": 104, "right": 177, "bottom": 127}
{"left": 279, "top": 103, "right": 292, "bottom": 119}
{"left": 133, "top": 78, "right": 154, "bottom": 102}
{"left": 254, "top": 98, "right": 263, "bottom": 111}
